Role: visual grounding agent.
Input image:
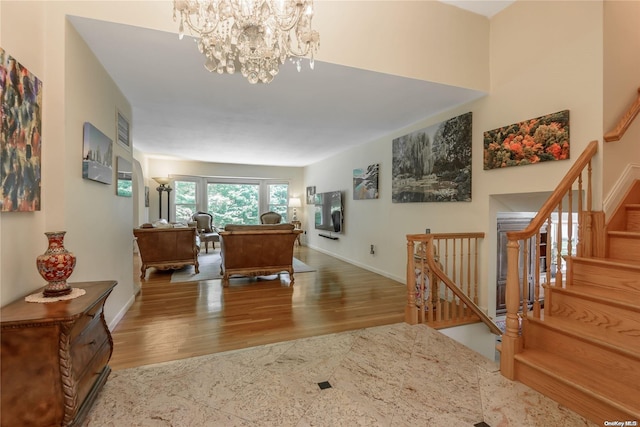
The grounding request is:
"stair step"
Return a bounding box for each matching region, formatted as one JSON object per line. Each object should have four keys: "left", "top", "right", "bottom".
{"left": 514, "top": 348, "right": 640, "bottom": 423}
{"left": 626, "top": 204, "right": 640, "bottom": 231}
{"left": 527, "top": 313, "right": 640, "bottom": 360}
{"left": 568, "top": 256, "right": 640, "bottom": 296}
{"left": 548, "top": 289, "right": 640, "bottom": 354}
{"left": 607, "top": 230, "right": 640, "bottom": 261}
{"left": 524, "top": 316, "right": 640, "bottom": 388}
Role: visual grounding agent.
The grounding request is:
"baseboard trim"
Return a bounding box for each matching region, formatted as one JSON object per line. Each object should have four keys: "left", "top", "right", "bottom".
{"left": 603, "top": 163, "right": 640, "bottom": 218}
{"left": 306, "top": 244, "right": 405, "bottom": 284}
{"left": 109, "top": 292, "right": 135, "bottom": 332}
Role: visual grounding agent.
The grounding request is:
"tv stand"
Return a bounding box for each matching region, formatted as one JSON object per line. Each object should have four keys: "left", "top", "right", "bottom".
{"left": 319, "top": 233, "right": 339, "bottom": 240}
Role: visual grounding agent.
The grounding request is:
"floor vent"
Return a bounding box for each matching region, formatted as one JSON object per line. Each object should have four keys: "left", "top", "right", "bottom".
{"left": 317, "top": 381, "right": 332, "bottom": 390}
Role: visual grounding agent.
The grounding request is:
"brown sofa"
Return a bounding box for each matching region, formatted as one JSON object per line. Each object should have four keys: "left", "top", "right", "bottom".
{"left": 219, "top": 223, "right": 303, "bottom": 287}
{"left": 133, "top": 226, "right": 199, "bottom": 279}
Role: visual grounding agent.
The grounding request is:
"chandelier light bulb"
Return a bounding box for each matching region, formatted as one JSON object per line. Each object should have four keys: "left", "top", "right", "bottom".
{"left": 173, "top": 0, "right": 320, "bottom": 84}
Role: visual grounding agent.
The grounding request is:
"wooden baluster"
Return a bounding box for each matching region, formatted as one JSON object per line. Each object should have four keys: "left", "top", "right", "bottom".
{"left": 586, "top": 160, "right": 593, "bottom": 257}
{"left": 556, "top": 202, "right": 564, "bottom": 288}
{"left": 474, "top": 237, "right": 479, "bottom": 305}
{"left": 466, "top": 238, "right": 471, "bottom": 301}
{"left": 568, "top": 188, "right": 574, "bottom": 260}
{"left": 577, "top": 172, "right": 584, "bottom": 257}
{"left": 522, "top": 237, "right": 529, "bottom": 317}
{"left": 453, "top": 238, "right": 458, "bottom": 321}
{"left": 533, "top": 230, "right": 541, "bottom": 317}
{"left": 405, "top": 240, "right": 418, "bottom": 324}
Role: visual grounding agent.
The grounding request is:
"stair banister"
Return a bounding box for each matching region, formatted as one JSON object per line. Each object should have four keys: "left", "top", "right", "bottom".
{"left": 406, "top": 232, "right": 501, "bottom": 335}
{"left": 604, "top": 87, "right": 640, "bottom": 142}
{"left": 500, "top": 140, "right": 599, "bottom": 380}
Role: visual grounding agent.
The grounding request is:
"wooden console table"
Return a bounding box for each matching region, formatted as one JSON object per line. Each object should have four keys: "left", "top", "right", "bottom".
{"left": 1, "top": 281, "right": 117, "bottom": 427}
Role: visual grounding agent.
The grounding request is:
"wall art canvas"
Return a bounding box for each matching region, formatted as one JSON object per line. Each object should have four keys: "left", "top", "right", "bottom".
{"left": 353, "top": 164, "right": 379, "bottom": 200}
{"left": 306, "top": 186, "right": 315, "bottom": 204}
{"left": 1, "top": 48, "right": 43, "bottom": 212}
{"left": 483, "top": 110, "right": 570, "bottom": 170}
{"left": 82, "top": 122, "right": 113, "bottom": 185}
{"left": 116, "top": 156, "right": 132, "bottom": 197}
{"left": 392, "top": 112, "right": 472, "bottom": 203}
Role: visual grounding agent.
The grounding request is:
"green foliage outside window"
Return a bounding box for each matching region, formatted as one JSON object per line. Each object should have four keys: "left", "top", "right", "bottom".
{"left": 175, "top": 181, "right": 197, "bottom": 223}
{"left": 208, "top": 183, "right": 260, "bottom": 226}
{"left": 269, "top": 184, "right": 289, "bottom": 221}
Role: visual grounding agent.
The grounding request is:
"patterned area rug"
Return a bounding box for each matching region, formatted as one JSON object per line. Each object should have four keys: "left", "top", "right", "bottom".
{"left": 170, "top": 251, "right": 315, "bottom": 283}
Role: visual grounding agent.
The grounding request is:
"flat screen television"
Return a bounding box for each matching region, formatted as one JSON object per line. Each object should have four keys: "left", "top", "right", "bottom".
{"left": 314, "top": 191, "right": 343, "bottom": 233}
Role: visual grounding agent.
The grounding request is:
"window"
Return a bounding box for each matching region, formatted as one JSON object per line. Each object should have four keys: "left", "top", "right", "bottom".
{"left": 174, "top": 180, "right": 197, "bottom": 223}
{"left": 268, "top": 183, "right": 289, "bottom": 221}
{"left": 207, "top": 182, "right": 260, "bottom": 226}
{"left": 172, "top": 176, "right": 289, "bottom": 226}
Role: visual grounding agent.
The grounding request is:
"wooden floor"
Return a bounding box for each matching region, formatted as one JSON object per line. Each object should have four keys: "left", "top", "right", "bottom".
{"left": 110, "top": 245, "right": 407, "bottom": 370}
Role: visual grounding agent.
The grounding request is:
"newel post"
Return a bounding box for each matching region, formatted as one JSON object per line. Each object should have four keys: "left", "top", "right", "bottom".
{"left": 405, "top": 239, "right": 418, "bottom": 324}
{"left": 500, "top": 237, "right": 523, "bottom": 380}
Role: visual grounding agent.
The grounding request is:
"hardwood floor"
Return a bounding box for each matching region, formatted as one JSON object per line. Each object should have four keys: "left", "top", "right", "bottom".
{"left": 110, "top": 245, "right": 407, "bottom": 370}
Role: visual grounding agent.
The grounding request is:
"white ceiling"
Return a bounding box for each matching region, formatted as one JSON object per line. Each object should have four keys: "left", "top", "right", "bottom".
{"left": 68, "top": 1, "right": 512, "bottom": 167}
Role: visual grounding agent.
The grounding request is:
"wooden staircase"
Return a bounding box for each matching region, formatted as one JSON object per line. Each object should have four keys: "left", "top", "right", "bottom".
{"left": 511, "top": 184, "right": 640, "bottom": 424}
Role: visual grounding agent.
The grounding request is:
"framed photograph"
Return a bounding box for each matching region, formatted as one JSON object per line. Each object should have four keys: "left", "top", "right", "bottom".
{"left": 116, "top": 109, "right": 130, "bottom": 151}
{"left": 0, "top": 48, "right": 43, "bottom": 212}
{"left": 82, "top": 122, "right": 113, "bottom": 185}
{"left": 353, "top": 164, "right": 379, "bottom": 200}
{"left": 116, "top": 156, "right": 132, "bottom": 197}
{"left": 306, "top": 186, "right": 316, "bottom": 204}
{"left": 483, "top": 110, "right": 570, "bottom": 170}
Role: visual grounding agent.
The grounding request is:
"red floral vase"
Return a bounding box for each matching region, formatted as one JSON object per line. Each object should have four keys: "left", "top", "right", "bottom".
{"left": 36, "top": 231, "right": 76, "bottom": 297}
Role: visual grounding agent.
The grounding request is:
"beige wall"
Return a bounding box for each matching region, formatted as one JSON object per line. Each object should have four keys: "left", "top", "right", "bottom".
{"left": 1, "top": 1, "right": 136, "bottom": 328}
{"left": 304, "top": 0, "right": 605, "bottom": 315}
{"left": 603, "top": 0, "right": 640, "bottom": 199}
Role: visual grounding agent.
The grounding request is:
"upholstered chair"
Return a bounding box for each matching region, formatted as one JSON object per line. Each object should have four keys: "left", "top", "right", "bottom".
{"left": 260, "top": 211, "right": 282, "bottom": 224}
{"left": 191, "top": 211, "right": 220, "bottom": 253}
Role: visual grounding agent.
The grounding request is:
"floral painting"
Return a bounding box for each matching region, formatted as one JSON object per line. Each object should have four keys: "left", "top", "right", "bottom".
{"left": 1, "top": 48, "right": 43, "bottom": 212}
{"left": 392, "top": 112, "right": 472, "bottom": 203}
{"left": 483, "top": 110, "right": 570, "bottom": 170}
{"left": 353, "top": 164, "right": 379, "bottom": 200}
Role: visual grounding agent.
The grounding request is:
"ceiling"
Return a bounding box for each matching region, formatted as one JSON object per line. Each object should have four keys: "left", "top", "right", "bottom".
{"left": 68, "top": 1, "right": 513, "bottom": 167}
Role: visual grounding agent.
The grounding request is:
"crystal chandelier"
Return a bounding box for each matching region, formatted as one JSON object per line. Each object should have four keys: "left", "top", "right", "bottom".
{"left": 173, "top": 0, "right": 320, "bottom": 84}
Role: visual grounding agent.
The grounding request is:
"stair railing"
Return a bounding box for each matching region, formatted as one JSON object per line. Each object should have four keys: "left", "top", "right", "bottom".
{"left": 500, "top": 140, "right": 600, "bottom": 379}
{"left": 604, "top": 87, "right": 640, "bottom": 142}
{"left": 406, "top": 232, "right": 501, "bottom": 335}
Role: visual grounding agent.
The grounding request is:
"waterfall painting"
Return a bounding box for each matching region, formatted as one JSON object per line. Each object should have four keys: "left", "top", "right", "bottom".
{"left": 392, "top": 112, "right": 472, "bottom": 203}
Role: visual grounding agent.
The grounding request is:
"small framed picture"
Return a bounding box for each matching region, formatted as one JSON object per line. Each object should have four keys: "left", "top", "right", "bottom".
{"left": 116, "top": 109, "right": 131, "bottom": 151}
{"left": 306, "top": 186, "right": 316, "bottom": 204}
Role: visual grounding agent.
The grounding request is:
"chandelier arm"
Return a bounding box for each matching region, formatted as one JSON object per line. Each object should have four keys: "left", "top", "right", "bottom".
{"left": 181, "top": 11, "right": 220, "bottom": 36}
{"left": 271, "top": 4, "right": 304, "bottom": 32}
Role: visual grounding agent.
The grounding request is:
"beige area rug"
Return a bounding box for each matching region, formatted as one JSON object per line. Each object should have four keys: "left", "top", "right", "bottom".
{"left": 84, "top": 323, "right": 594, "bottom": 426}
{"left": 170, "top": 250, "right": 315, "bottom": 283}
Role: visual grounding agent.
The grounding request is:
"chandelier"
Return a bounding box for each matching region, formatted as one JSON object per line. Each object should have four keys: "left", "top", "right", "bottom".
{"left": 173, "top": 0, "right": 320, "bottom": 84}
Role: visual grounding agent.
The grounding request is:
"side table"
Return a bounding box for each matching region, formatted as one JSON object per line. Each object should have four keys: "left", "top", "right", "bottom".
{"left": 1, "top": 280, "right": 117, "bottom": 427}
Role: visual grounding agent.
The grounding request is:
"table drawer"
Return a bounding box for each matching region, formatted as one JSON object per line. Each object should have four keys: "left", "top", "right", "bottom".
{"left": 71, "top": 316, "right": 109, "bottom": 379}
{"left": 76, "top": 339, "right": 111, "bottom": 407}
{"left": 69, "top": 299, "right": 105, "bottom": 343}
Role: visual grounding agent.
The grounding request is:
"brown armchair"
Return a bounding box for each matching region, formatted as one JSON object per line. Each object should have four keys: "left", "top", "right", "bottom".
{"left": 191, "top": 211, "right": 220, "bottom": 253}
{"left": 260, "top": 211, "right": 282, "bottom": 224}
